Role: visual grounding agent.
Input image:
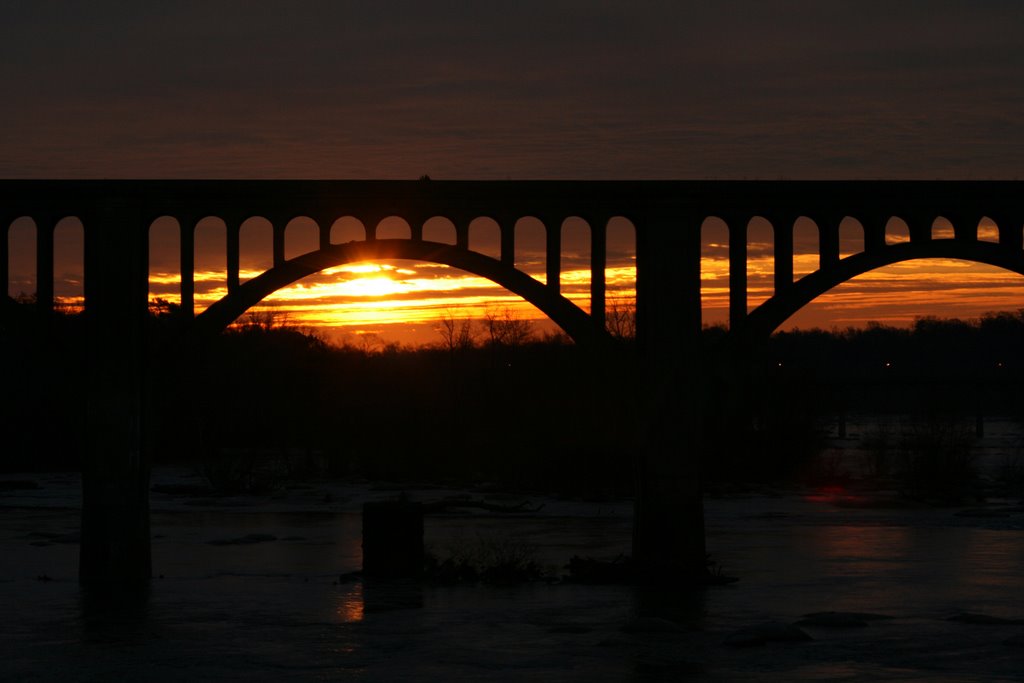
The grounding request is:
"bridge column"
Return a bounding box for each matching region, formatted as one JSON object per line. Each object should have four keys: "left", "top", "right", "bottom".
{"left": 272, "top": 221, "right": 285, "bottom": 267}
{"left": 772, "top": 217, "right": 793, "bottom": 293}
{"left": 226, "top": 219, "right": 240, "bottom": 294}
{"left": 180, "top": 217, "right": 195, "bottom": 317}
{"left": 500, "top": 218, "right": 515, "bottom": 267}
{"left": 819, "top": 217, "right": 840, "bottom": 267}
{"left": 907, "top": 214, "right": 931, "bottom": 243}
{"left": 318, "top": 220, "right": 331, "bottom": 251}
{"left": 995, "top": 214, "right": 1023, "bottom": 251}
{"left": 1, "top": 217, "right": 9, "bottom": 300}
{"left": 36, "top": 215, "right": 54, "bottom": 313}
{"left": 863, "top": 216, "right": 887, "bottom": 252}
{"left": 950, "top": 213, "right": 976, "bottom": 241}
{"left": 455, "top": 220, "right": 469, "bottom": 250}
{"left": 634, "top": 211, "right": 705, "bottom": 582}
{"left": 546, "top": 217, "right": 560, "bottom": 290}
{"left": 590, "top": 218, "right": 606, "bottom": 329}
{"left": 728, "top": 217, "right": 747, "bottom": 331}
{"left": 80, "top": 198, "right": 152, "bottom": 583}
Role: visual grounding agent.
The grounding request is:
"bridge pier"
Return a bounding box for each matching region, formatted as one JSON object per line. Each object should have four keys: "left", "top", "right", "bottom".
{"left": 79, "top": 200, "right": 152, "bottom": 583}
{"left": 633, "top": 212, "right": 707, "bottom": 581}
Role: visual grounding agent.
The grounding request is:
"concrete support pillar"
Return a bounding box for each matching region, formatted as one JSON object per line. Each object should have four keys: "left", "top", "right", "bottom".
{"left": 226, "top": 220, "right": 240, "bottom": 295}
{"left": 272, "top": 221, "right": 285, "bottom": 267}
{"left": 772, "top": 218, "right": 793, "bottom": 294}
{"left": 863, "top": 216, "right": 887, "bottom": 252}
{"left": 590, "top": 219, "right": 606, "bottom": 329}
{"left": 728, "top": 218, "right": 747, "bottom": 332}
{"left": 500, "top": 219, "right": 515, "bottom": 267}
{"left": 1, "top": 218, "right": 9, "bottom": 300}
{"left": 951, "top": 214, "right": 975, "bottom": 241}
{"left": 907, "top": 214, "right": 931, "bottom": 243}
{"left": 819, "top": 218, "right": 840, "bottom": 267}
{"left": 633, "top": 212, "right": 706, "bottom": 582}
{"left": 180, "top": 218, "right": 195, "bottom": 317}
{"left": 318, "top": 221, "right": 331, "bottom": 251}
{"left": 362, "top": 501, "right": 424, "bottom": 578}
{"left": 995, "top": 214, "right": 1023, "bottom": 250}
{"left": 455, "top": 220, "right": 469, "bottom": 250}
{"left": 36, "top": 215, "right": 54, "bottom": 313}
{"left": 546, "top": 217, "right": 560, "bottom": 290}
{"left": 80, "top": 198, "right": 151, "bottom": 583}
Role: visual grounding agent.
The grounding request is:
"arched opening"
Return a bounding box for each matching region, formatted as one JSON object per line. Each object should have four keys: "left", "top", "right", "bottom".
{"left": 239, "top": 217, "right": 273, "bottom": 284}
{"left": 149, "top": 216, "right": 181, "bottom": 308}
{"left": 331, "top": 216, "right": 367, "bottom": 244}
{"left": 285, "top": 216, "right": 319, "bottom": 261}
{"left": 932, "top": 216, "right": 955, "bottom": 240}
{"left": 199, "top": 240, "right": 600, "bottom": 347}
{"left": 747, "top": 216, "right": 773, "bottom": 308}
{"left": 194, "top": 217, "right": 227, "bottom": 314}
{"left": 376, "top": 216, "right": 411, "bottom": 240}
{"left": 422, "top": 216, "right": 457, "bottom": 245}
{"left": 700, "top": 216, "right": 729, "bottom": 327}
{"left": 793, "top": 216, "right": 819, "bottom": 280}
{"left": 763, "top": 257, "right": 1024, "bottom": 334}
{"left": 839, "top": 217, "right": 864, "bottom": 259}
{"left": 7, "top": 217, "right": 36, "bottom": 302}
{"left": 468, "top": 217, "right": 501, "bottom": 260}
{"left": 605, "top": 216, "right": 636, "bottom": 336}
{"left": 53, "top": 217, "right": 84, "bottom": 313}
{"left": 514, "top": 217, "right": 546, "bottom": 285}
{"left": 885, "top": 217, "right": 911, "bottom": 245}
{"left": 977, "top": 216, "right": 999, "bottom": 243}
{"left": 560, "top": 216, "right": 590, "bottom": 312}
{"left": 228, "top": 258, "right": 562, "bottom": 348}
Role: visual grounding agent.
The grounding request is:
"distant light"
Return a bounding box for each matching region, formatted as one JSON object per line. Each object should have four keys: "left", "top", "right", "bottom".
{"left": 997, "top": 361, "right": 1004, "bottom": 368}
{"left": 885, "top": 362, "right": 892, "bottom": 368}
{"left": 777, "top": 362, "right": 783, "bottom": 368}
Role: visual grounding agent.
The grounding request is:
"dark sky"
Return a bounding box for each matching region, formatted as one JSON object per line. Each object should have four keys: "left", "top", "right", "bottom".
{"left": 2, "top": 1, "right": 1023, "bottom": 179}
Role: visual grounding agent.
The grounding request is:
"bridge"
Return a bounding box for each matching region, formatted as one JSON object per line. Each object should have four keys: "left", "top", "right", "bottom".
{"left": 3, "top": 180, "right": 1023, "bottom": 583}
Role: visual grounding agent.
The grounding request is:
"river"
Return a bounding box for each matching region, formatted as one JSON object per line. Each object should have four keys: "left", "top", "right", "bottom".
{"left": 2, "top": 430, "right": 1024, "bottom": 682}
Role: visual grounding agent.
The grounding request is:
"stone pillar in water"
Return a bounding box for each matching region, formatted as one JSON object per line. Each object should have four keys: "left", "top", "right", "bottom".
{"left": 362, "top": 500, "right": 424, "bottom": 578}
{"left": 633, "top": 210, "right": 707, "bottom": 582}
{"left": 79, "top": 197, "right": 152, "bottom": 583}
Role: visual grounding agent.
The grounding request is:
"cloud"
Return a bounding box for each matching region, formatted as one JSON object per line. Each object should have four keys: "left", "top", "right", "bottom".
{"left": 2, "top": 2, "right": 1023, "bottom": 178}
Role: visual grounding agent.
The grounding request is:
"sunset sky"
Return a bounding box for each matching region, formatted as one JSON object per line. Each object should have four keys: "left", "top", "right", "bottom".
{"left": 3, "top": 2, "right": 1023, "bottom": 344}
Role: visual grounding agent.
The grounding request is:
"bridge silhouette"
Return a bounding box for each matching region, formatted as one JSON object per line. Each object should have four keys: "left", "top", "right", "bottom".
{"left": 3, "top": 179, "right": 1023, "bottom": 583}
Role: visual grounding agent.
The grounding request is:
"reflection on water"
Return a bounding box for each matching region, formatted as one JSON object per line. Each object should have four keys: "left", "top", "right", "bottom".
{"left": 3, "top": 482, "right": 1024, "bottom": 681}
{"left": 337, "top": 582, "right": 364, "bottom": 623}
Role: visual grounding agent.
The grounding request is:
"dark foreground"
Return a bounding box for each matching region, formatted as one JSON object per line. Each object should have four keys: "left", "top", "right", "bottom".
{"left": 3, "top": 466, "right": 1024, "bottom": 682}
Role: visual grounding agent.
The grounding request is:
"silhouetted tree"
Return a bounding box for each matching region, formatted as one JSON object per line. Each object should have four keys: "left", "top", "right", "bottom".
{"left": 483, "top": 306, "right": 533, "bottom": 347}
{"left": 605, "top": 299, "right": 636, "bottom": 340}
{"left": 436, "top": 310, "right": 477, "bottom": 352}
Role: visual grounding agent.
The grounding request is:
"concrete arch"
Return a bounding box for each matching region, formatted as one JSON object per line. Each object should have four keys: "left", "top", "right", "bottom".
{"left": 194, "top": 239, "right": 608, "bottom": 347}
{"left": 745, "top": 240, "right": 1024, "bottom": 339}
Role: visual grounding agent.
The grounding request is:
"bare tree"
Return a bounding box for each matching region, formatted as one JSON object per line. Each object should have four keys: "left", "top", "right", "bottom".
{"left": 237, "top": 308, "right": 288, "bottom": 331}
{"left": 357, "top": 332, "right": 383, "bottom": 354}
{"left": 437, "top": 310, "right": 477, "bottom": 352}
{"left": 483, "top": 306, "right": 534, "bottom": 347}
{"left": 606, "top": 298, "right": 636, "bottom": 340}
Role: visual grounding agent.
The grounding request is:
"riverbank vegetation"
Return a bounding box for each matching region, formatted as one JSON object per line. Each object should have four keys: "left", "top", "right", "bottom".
{"left": 3, "top": 300, "right": 1024, "bottom": 502}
